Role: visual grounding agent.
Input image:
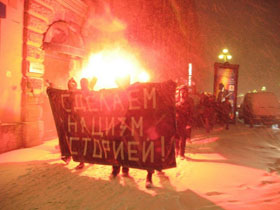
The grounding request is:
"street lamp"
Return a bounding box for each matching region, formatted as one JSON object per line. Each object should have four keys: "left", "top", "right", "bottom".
{"left": 218, "top": 48, "right": 232, "bottom": 62}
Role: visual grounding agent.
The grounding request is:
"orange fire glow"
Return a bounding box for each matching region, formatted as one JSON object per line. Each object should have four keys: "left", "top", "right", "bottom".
{"left": 73, "top": 47, "right": 150, "bottom": 90}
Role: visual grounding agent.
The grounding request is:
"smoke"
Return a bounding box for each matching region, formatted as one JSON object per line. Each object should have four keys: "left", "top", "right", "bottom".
{"left": 82, "top": 0, "right": 128, "bottom": 52}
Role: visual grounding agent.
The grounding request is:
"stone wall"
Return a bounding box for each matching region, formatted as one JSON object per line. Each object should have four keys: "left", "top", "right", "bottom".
{"left": 0, "top": 0, "right": 24, "bottom": 154}
{"left": 0, "top": 123, "right": 22, "bottom": 154}
{"left": 21, "top": 0, "right": 88, "bottom": 148}
{"left": 0, "top": 0, "right": 87, "bottom": 152}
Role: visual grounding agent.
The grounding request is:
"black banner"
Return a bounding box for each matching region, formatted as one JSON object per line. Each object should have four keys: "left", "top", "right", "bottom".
{"left": 47, "top": 81, "right": 177, "bottom": 170}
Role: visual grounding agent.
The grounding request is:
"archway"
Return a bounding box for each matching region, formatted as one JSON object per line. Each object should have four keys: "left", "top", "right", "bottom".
{"left": 42, "top": 20, "right": 85, "bottom": 140}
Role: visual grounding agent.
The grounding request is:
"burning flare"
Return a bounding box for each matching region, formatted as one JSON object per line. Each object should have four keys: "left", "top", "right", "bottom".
{"left": 74, "top": 47, "right": 150, "bottom": 90}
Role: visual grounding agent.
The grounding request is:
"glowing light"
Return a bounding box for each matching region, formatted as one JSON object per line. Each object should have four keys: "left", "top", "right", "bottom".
{"left": 261, "top": 86, "right": 266, "bottom": 91}
{"left": 188, "top": 63, "right": 192, "bottom": 86}
{"left": 222, "top": 48, "right": 228, "bottom": 53}
{"left": 218, "top": 49, "right": 232, "bottom": 62}
{"left": 74, "top": 47, "right": 149, "bottom": 90}
{"left": 6, "top": 71, "right": 12, "bottom": 78}
{"left": 138, "top": 72, "right": 150, "bottom": 83}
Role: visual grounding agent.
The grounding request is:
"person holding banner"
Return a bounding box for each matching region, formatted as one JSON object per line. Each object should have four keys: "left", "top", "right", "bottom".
{"left": 75, "top": 77, "right": 99, "bottom": 169}
{"left": 110, "top": 166, "right": 154, "bottom": 189}
{"left": 111, "top": 76, "right": 154, "bottom": 188}
{"left": 111, "top": 165, "right": 129, "bottom": 178}
{"left": 64, "top": 78, "right": 88, "bottom": 169}
{"left": 47, "top": 78, "right": 177, "bottom": 189}
{"left": 146, "top": 170, "right": 155, "bottom": 188}
{"left": 60, "top": 78, "right": 79, "bottom": 165}
{"left": 68, "top": 77, "right": 78, "bottom": 91}
{"left": 74, "top": 78, "right": 91, "bottom": 169}
{"left": 72, "top": 78, "right": 98, "bottom": 170}
{"left": 110, "top": 75, "right": 131, "bottom": 178}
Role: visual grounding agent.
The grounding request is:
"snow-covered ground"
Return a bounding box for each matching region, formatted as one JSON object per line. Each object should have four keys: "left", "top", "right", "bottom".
{"left": 1, "top": 122, "right": 280, "bottom": 210}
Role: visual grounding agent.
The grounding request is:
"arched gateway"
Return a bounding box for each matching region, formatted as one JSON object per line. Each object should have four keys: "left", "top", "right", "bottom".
{"left": 21, "top": 0, "right": 88, "bottom": 148}
{"left": 41, "top": 20, "right": 85, "bottom": 140}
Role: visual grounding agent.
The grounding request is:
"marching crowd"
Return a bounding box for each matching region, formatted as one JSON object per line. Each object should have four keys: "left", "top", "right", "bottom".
{"left": 174, "top": 84, "right": 233, "bottom": 161}
{"left": 51, "top": 78, "right": 232, "bottom": 188}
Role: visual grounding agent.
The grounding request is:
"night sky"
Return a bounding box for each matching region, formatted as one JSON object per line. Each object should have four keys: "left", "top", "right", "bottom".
{"left": 87, "top": 0, "right": 280, "bottom": 97}
{"left": 194, "top": 0, "right": 280, "bottom": 96}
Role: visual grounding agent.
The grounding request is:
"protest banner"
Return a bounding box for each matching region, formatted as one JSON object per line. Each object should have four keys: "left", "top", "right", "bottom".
{"left": 47, "top": 80, "right": 177, "bottom": 170}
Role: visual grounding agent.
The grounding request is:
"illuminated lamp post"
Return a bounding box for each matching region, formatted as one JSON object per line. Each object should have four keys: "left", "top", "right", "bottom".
{"left": 218, "top": 48, "right": 232, "bottom": 63}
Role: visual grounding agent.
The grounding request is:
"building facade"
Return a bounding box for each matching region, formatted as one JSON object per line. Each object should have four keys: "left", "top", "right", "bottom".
{"left": 0, "top": 0, "right": 198, "bottom": 154}
{"left": 0, "top": 0, "right": 88, "bottom": 153}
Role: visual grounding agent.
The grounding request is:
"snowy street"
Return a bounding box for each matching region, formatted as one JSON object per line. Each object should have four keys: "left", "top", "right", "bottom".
{"left": 1, "top": 122, "right": 280, "bottom": 210}
{"left": 1, "top": 1, "right": 280, "bottom": 209}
